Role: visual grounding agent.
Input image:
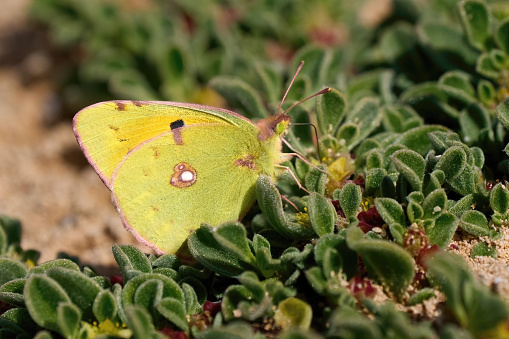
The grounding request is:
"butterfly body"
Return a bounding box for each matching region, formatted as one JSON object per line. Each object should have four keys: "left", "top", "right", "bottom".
{"left": 73, "top": 100, "right": 287, "bottom": 254}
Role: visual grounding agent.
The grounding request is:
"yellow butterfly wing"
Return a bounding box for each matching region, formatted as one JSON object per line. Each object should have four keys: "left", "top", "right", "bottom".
{"left": 73, "top": 100, "right": 257, "bottom": 187}
{"left": 111, "top": 123, "right": 282, "bottom": 254}
{"left": 73, "top": 100, "right": 284, "bottom": 254}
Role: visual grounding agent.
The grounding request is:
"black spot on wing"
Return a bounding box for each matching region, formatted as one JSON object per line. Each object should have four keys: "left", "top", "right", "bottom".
{"left": 170, "top": 119, "right": 185, "bottom": 130}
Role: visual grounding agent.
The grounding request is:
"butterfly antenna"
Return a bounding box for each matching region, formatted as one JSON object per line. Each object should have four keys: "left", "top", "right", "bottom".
{"left": 275, "top": 61, "right": 305, "bottom": 115}
{"left": 281, "top": 87, "right": 332, "bottom": 117}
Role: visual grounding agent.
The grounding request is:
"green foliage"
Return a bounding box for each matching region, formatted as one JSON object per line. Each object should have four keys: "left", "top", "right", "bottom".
{"left": 7, "top": 0, "right": 509, "bottom": 336}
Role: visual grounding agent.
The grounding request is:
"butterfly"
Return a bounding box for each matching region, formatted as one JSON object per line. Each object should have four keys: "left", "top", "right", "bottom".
{"left": 73, "top": 62, "right": 329, "bottom": 254}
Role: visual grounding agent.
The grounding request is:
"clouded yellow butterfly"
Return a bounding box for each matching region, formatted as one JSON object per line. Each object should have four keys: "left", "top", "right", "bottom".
{"left": 73, "top": 62, "right": 328, "bottom": 254}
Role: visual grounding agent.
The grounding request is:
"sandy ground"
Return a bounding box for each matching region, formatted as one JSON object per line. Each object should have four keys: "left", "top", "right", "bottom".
{"left": 0, "top": 0, "right": 148, "bottom": 274}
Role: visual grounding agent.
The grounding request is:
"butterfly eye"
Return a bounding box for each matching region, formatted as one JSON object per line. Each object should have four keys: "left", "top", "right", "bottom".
{"left": 275, "top": 122, "right": 285, "bottom": 135}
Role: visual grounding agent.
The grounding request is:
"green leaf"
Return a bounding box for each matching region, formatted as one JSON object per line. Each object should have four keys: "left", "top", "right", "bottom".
{"left": 134, "top": 279, "right": 163, "bottom": 318}
{"left": 477, "top": 80, "right": 497, "bottom": 107}
{"left": 110, "top": 69, "right": 159, "bottom": 100}
{"left": 316, "top": 88, "right": 346, "bottom": 135}
{"left": 438, "top": 71, "right": 476, "bottom": 104}
{"left": 366, "top": 151, "right": 383, "bottom": 170}
{"left": 188, "top": 224, "right": 253, "bottom": 277}
{"left": 458, "top": 0, "right": 491, "bottom": 51}
{"left": 490, "top": 183, "right": 509, "bottom": 214}
{"left": 123, "top": 273, "right": 184, "bottom": 310}
{"left": 314, "top": 234, "right": 357, "bottom": 279}
{"left": 182, "top": 282, "right": 201, "bottom": 315}
{"left": 28, "top": 259, "right": 79, "bottom": 276}
{"left": 346, "top": 227, "right": 414, "bottom": 298}
{"left": 427, "top": 253, "right": 508, "bottom": 335}
{"left": 112, "top": 244, "right": 152, "bottom": 279}
{"left": 209, "top": 76, "right": 266, "bottom": 119}
{"left": 304, "top": 267, "right": 327, "bottom": 295}
{"left": 365, "top": 168, "right": 387, "bottom": 196}
{"left": 422, "top": 189, "right": 447, "bottom": 220}
{"left": 93, "top": 290, "right": 117, "bottom": 323}
{"left": 336, "top": 123, "right": 360, "bottom": 147}
{"left": 213, "top": 222, "right": 256, "bottom": 266}
{"left": 428, "top": 212, "right": 458, "bottom": 249}
{"left": 194, "top": 322, "right": 255, "bottom": 339}
{"left": 157, "top": 297, "right": 189, "bottom": 331}
{"left": 338, "top": 183, "right": 362, "bottom": 223}
{"left": 124, "top": 305, "right": 158, "bottom": 339}
{"left": 459, "top": 210, "right": 492, "bottom": 237}
{"left": 343, "top": 98, "right": 382, "bottom": 149}
{"left": 308, "top": 193, "right": 336, "bottom": 236}
{"left": 0, "top": 279, "right": 25, "bottom": 307}
{"left": 407, "top": 288, "right": 436, "bottom": 306}
{"left": 435, "top": 146, "right": 467, "bottom": 180}
{"left": 496, "top": 98, "right": 509, "bottom": 132}
{"left": 476, "top": 53, "right": 500, "bottom": 79}
{"left": 57, "top": 302, "right": 81, "bottom": 339}
{"left": 151, "top": 255, "right": 181, "bottom": 270}
{"left": 396, "top": 125, "right": 449, "bottom": 156}
{"left": 448, "top": 194, "right": 476, "bottom": 217}
{"left": 495, "top": 19, "right": 509, "bottom": 54}
{"left": 304, "top": 165, "right": 328, "bottom": 194}
{"left": 470, "top": 242, "right": 497, "bottom": 258}
{"left": 391, "top": 149, "right": 425, "bottom": 191}
{"left": 0, "top": 307, "right": 37, "bottom": 336}
{"left": 0, "top": 259, "right": 27, "bottom": 286}
{"left": 374, "top": 198, "right": 405, "bottom": 227}
{"left": 254, "top": 63, "right": 281, "bottom": 104}
{"left": 46, "top": 267, "right": 101, "bottom": 322}
{"left": 24, "top": 275, "right": 71, "bottom": 333}
{"left": 274, "top": 298, "right": 312, "bottom": 331}
{"left": 256, "top": 175, "right": 315, "bottom": 239}
{"left": 322, "top": 247, "right": 342, "bottom": 277}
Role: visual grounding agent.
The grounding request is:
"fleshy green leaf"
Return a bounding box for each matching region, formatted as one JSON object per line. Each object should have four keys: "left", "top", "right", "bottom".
{"left": 346, "top": 227, "right": 414, "bottom": 298}
{"left": 428, "top": 212, "right": 458, "bottom": 249}
{"left": 308, "top": 193, "right": 336, "bottom": 236}
{"left": 0, "top": 259, "right": 27, "bottom": 286}
{"left": 188, "top": 224, "right": 253, "bottom": 277}
{"left": 112, "top": 244, "right": 152, "bottom": 279}
{"left": 212, "top": 222, "right": 256, "bottom": 266}
{"left": 274, "top": 297, "right": 313, "bottom": 331}
{"left": 458, "top": 0, "right": 491, "bottom": 51}
{"left": 256, "top": 175, "right": 315, "bottom": 239}
{"left": 374, "top": 198, "right": 405, "bottom": 227}
{"left": 470, "top": 242, "right": 497, "bottom": 258}
{"left": 46, "top": 267, "right": 101, "bottom": 321}
{"left": 209, "top": 76, "right": 266, "bottom": 119}
{"left": 338, "top": 183, "right": 362, "bottom": 223}
{"left": 490, "top": 183, "right": 509, "bottom": 214}
{"left": 316, "top": 88, "right": 346, "bottom": 135}
{"left": 157, "top": 297, "right": 189, "bottom": 331}
{"left": 93, "top": 290, "right": 117, "bottom": 323}
{"left": 495, "top": 19, "right": 509, "bottom": 54}
{"left": 459, "top": 210, "right": 493, "bottom": 237}
{"left": 24, "top": 275, "right": 71, "bottom": 333}
{"left": 422, "top": 189, "right": 447, "bottom": 220}
{"left": 57, "top": 302, "right": 81, "bottom": 338}
{"left": 391, "top": 149, "right": 425, "bottom": 191}
{"left": 28, "top": 259, "right": 79, "bottom": 276}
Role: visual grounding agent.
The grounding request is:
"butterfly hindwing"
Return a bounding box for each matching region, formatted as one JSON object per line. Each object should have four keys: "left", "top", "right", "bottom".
{"left": 111, "top": 123, "right": 278, "bottom": 254}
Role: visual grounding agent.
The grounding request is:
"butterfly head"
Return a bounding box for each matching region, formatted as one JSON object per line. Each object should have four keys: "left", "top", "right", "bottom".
{"left": 256, "top": 113, "right": 291, "bottom": 141}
